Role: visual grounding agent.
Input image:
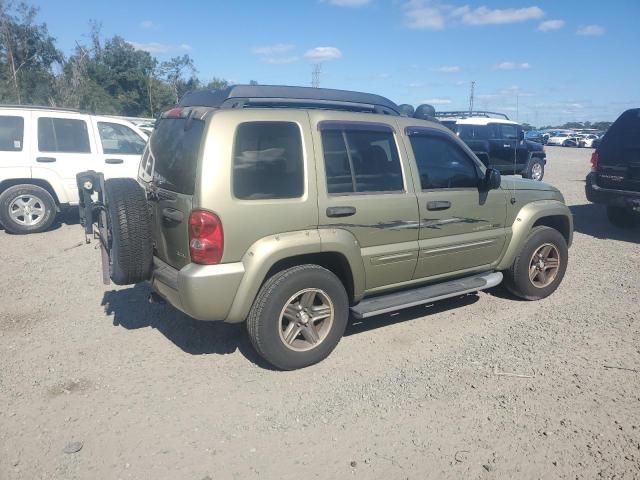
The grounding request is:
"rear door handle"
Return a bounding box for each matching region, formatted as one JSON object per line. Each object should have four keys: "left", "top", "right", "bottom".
{"left": 426, "top": 200, "right": 451, "bottom": 211}
{"left": 36, "top": 157, "right": 56, "bottom": 163}
{"left": 162, "top": 208, "right": 184, "bottom": 223}
{"left": 105, "top": 158, "right": 124, "bottom": 164}
{"left": 326, "top": 206, "right": 356, "bottom": 218}
{"left": 503, "top": 144, "right": 511, "bottom": 148}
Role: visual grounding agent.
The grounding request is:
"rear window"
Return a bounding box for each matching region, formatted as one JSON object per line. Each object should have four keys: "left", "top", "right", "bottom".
{"left": 150, "top": 117, "right": 205, "bottom": 195}
{"left": 0, "top": 116, "right": 24, "bottom": 151}
{"left": 600, "top": 109, "right": 640, "bottom": 152}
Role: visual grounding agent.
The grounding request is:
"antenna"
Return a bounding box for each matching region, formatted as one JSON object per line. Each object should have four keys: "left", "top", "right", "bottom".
{"left": 312, "top": 64, "right": 321, "bottom": 88}
{"left": 469, "top": 80, "right": 475, "bottom": 113}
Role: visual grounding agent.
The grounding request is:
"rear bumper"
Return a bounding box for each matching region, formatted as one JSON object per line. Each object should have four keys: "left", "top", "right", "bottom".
{"left": 585, "top": 172, "right": 640, "bottom": 207}
{"left": 150, "top": 257, "right": 245, "bottom": 321}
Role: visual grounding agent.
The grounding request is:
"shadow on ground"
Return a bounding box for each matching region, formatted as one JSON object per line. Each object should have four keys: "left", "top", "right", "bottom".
{"left": 102, "top": 284, "right": 484, "bottom": 368}
{"left": 570, "top": 204, "right": 639, "bottom": 243}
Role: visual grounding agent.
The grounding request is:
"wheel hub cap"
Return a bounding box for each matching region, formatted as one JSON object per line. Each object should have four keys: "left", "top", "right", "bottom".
{"left": 528, "top": 243, "right": 560, "bottom": 288}
{"left": 279, "top": 288, "right": 334, "bottom": 352}
{"left": 9, "top": 195, "right": 46, "bottom": 226}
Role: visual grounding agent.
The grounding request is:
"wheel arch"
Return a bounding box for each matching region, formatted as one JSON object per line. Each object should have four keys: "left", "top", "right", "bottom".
{"left": 0, "top": 178, "right": 61, "bottom": 207}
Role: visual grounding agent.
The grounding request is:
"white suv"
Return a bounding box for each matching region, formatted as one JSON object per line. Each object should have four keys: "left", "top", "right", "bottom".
{"left": 0, "top": 106, "right": 148, "bottom": 234}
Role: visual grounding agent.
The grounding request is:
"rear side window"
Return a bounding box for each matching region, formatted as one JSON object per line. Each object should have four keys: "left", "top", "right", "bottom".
{"left": 38, "top": 117, "right": 91, "bottom": 153}
{"left": 320, "top": 124, "right": 403, "bottom": 194}
{"left": 0, "top": 116, "right": 24, "bottom": 151}
{"left": 409, "top": 134, "right": 479, "bottom": 189}
{"left": 150, "top": 118, "right": 205, "bottom": 195}
{"left": 458, "top": 125, "right": 491, "bottom": 140}
{"left": 98, "top": 122, "right": 146, "bottom": 155}
{"left": 233, "top": 122, "right": 304, "bottom": 200}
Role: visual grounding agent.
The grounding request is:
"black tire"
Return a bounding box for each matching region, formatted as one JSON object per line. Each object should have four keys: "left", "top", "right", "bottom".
{"left": 562, "top": 141, "right": 569, "bottom": 147}
{"left": 606, "top": 206, "right": 640, "bottom": 228}
{"left": 523, "top": 157, "right": 545, "bottom": 181}
{"left": 247, "top": 264, "right": 349, "bottom": 370}
{"left": 104, "top": 178, "right": 153, "bottom": 285}
{"left": 0, "top": 184, "right": 57, "bottom": 234}
{"left": 503, "top": 226, "right": 568, "bottom": 301}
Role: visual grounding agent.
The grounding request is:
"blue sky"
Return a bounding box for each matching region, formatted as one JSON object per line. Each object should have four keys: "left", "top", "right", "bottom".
{"left": 31, "top": 0, "right": 640, "bottom": 124}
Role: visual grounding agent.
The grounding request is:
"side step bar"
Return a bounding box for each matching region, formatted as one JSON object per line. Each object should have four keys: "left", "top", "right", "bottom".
{"left": 350, "top": 271, "right": 503, "bottom": 319}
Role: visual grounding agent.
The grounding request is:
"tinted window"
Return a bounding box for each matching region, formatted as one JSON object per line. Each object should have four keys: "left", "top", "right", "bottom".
{"left": 98, "top": 122, "right": 146, "bottom": 155}
{"left": 458, "top": 125, "right": 491, "bottom": 140}
{"left": 151, "top": 118, "right": 205, "bottom": 195}
{"left": 0, "top": 116, "right": 24, "bottom": 151}
{"left": 601, "top": 109, "right": 640, "bottom": 152}
{"left": 38, "top": 117, "right": 91, "bottom": 153}
{"left": 233, "top": 122, "right": 304, "bottom": 200}
{"left": 409, "top": 134, "right": 479, "bottom": 189}
{"left": 321, "top": 127, "right": 403, "bottom": 194}
{"left": 500, "top": 124, "right": 517, "bottom": 140}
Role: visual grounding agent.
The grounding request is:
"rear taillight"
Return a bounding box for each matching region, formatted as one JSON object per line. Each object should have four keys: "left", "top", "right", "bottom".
{"left": 188, "top": 210, "right": 223, "bottom": 265}
{"left": 590, "top": 151, "right": 599, "bottom": 171}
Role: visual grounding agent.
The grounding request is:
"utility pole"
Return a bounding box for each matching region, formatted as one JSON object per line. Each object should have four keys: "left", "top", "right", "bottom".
{"left": 312, "top": 64, "right": 321, "bottom": 88}
{"left": 468, "top": 81, "right": 475, "bottom": 114}
{"left": 516, "top": 94, "right": 519, "bottom": 122}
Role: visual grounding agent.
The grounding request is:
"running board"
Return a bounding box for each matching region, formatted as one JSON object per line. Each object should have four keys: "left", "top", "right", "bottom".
{"left": 350, "top": 272, "right": 503, "bottom": 319}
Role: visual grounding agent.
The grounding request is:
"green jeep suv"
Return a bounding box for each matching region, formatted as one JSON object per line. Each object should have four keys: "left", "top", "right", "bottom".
{"left": 77, "top": 85, "right": 573, "bottom": 370}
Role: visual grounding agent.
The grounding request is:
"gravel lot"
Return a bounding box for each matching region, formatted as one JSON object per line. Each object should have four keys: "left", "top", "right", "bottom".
{"left": 1, "top": 146, "right": 639, "bottom": 480}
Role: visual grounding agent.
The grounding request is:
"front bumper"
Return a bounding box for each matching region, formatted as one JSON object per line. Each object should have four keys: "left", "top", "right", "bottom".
{"left": 151, "top": 257, "right": 245, "bottom": 321}
{"left": 585, "top": 172, "right": 640, "bottom": 208}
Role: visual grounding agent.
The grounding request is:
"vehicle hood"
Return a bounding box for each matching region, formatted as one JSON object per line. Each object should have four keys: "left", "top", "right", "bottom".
{"left": 525, "top": 140, "right": 544, "bottom": 151}
{"left": 501, "top": 176, "right": 565, "bottom": 203}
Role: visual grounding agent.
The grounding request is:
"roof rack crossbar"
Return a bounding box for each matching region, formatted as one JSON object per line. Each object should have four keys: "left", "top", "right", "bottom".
{"left": 179, "top": 85, "right": 401, "bottom": 115}
{"left": 434, "top": 110, "right": 510, "bottom": 120}
{"left": 0, "top": 104, "right": 84, "bottom": 114}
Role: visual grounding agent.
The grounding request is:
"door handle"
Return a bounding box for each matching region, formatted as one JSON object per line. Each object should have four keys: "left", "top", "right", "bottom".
{"left": 326, "top": 206, "right": 356, "bottom": 218}
{"left": 503, "top": 144, "right": 511, "bottom": 148}
{"left": 426, "top": 200, "right": 451, "bottom": 211}
{"left": 36, "top": 157, "right": 56, "bottom": 163}
{"left": 105, "top": 158, "right": 124, "bottom": 164}
{"left": 162, "top": 208, "right": 184, "bottom": 223}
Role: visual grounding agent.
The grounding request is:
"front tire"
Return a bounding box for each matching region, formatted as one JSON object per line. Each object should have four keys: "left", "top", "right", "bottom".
{"left": 503, "top": 226, "right": 568, "bottom": 301}
{"left": 523, "top": 157, "right": 545, "bottom": 181}
{"left": 247, "top": 264, "right": 349, "bottom": 370}
{"left": 0, "top": 184, "right": 57, "bottom": 234}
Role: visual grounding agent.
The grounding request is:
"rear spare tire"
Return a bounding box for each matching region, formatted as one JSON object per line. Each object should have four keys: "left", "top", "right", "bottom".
{"left": 0, "top": 184, "right": 57, "bottom": 234}
{"left": 104, "top": 178, "right": 152, "bottom": 285}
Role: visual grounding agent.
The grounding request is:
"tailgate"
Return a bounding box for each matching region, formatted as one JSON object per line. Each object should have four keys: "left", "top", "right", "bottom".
{"left": 140, "top": 112, "right": 206, "bottom": 270}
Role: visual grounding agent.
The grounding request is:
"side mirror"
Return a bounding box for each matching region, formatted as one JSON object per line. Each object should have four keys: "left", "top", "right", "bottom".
{"left": 484, "top": 168, "right": 501, "bottom": 190}
{"left": 519, "top": 130, "right": 525, "bottom": 141}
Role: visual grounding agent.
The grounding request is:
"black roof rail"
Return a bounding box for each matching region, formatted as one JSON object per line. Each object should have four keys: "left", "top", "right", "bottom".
{"left": 434, "top": 110, "right": 510, "bottom": 120}
{"left": 0, "top": 104, "right": 86, "bottom": 114}
{"left": 178, "top": 85, "right": 401, "bottom": 115}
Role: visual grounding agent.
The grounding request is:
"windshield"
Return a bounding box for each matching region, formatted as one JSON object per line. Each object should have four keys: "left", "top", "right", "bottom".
{"left": 149, "top": 117, "right": 205, "bottom": 195}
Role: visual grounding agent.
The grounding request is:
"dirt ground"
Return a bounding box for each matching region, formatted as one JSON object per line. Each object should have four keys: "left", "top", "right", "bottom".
{"left": 1, "top": 146, "right": 639, "bottom": 480}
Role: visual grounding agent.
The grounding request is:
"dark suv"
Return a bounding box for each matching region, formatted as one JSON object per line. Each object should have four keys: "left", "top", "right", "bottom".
{"left": 439, "top": 114, "right": 547, "bottom": 181}
{"left": 586, "top": 108, "right": 640, "bottom": 227}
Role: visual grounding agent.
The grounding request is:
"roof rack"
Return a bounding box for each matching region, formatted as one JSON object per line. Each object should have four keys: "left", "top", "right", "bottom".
{"left": 178, "top": 85, "right": 401, "bottom": 116}
{"left": 0, "top": 104, "right": 85, "bottom": 114}
{"left": 434, "top": 110, "right": 510, "bottom": 120}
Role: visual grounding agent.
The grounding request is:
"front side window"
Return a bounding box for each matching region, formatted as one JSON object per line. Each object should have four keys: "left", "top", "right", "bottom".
{"left": 98, "top": 122, "right": 146, "bottom": 155}
{"left": 321, "top": 125, "right": 403, "bottom": 194}
{"left": 0, "top": 116, "right": 24, "bottom": 151}
{"left": 38, "top": 117, "right": 91, "bottom": 153}
{"left": 409, "top": 133, "right": 479, "bottom": 190}
{"left": 500, "top": 124, "right": 517, "bottom": 140}
{"left": 233, "top": 122, "right": 304, "bottom": 200}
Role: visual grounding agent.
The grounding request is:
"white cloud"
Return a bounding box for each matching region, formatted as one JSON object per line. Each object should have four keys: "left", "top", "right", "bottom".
{"left": 127, "top": 41, "right": 192, "bottom": 54}
{"left": 422, "top": 98, "right": 452, "bottom": 105}
{"left": 139, "top": 20, "right": 158, "bottom": 30}
{"left": 495, "top": 61, "right": 531, "bottom": 71}
{"left": 434, "top": 65, "right": 461, "bottom": 73}
{"left": 577, "top": 24, "right": 605, "bottom": 36}
{"left": 252, "top": 44, "right": 295, "bottom": 56}
{"left": 453, "top": 6, "right": 544, "bottom": 25}
{"left": 404, "top": 1, "right": 544, "bottom": 29}
{"left": 304, "top": 46, "right": 342, "bottom": 62}
{"left": 538, "top": 19, "right": 565, "bottom": 32}
{"left": 326, "top": 0, "right": 371, "bottom": 6}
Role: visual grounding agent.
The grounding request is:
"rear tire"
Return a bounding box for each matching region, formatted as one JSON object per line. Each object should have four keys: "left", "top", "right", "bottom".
{"left": 606, "top": 206, "right": 640, "bottom": 228}
{"left": 247, "top": 264, "right": 349, "bottom": 370}
{"left": 104, "top": 178, "right": 153, "bottom": 285}
{"left": 0, "top": 184, "right": 56, "bottom": 234}
{"left": 503, "top": 226, "right": 568, "bottom": 301}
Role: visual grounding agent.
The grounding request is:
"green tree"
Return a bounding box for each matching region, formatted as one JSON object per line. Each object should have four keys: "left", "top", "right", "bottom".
{"left": 0, "top": 0, "right": 62, "bottom": 104}
{"left": 159, "top": 54, "right": 197, "bottom": 104}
